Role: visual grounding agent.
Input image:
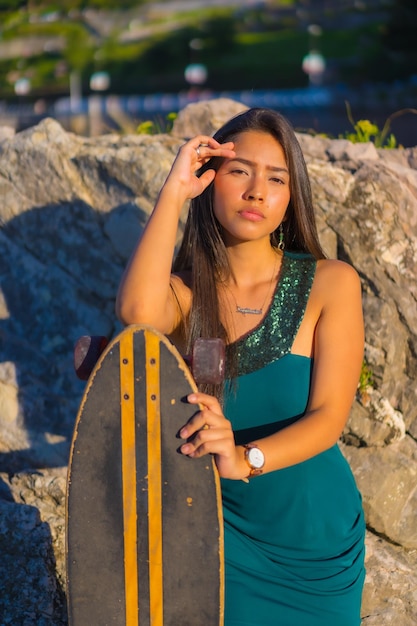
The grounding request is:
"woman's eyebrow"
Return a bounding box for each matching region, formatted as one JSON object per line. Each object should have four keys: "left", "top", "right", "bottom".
{"left": 228, "top": 157, "right": 289, "bottom": 174}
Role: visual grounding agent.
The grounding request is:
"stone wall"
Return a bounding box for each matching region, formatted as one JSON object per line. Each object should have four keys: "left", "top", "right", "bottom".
{"left": 0, "top": 99, "right": 416, "bottom": 624}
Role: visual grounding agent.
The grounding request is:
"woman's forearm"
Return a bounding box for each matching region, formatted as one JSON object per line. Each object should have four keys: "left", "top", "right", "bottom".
{"left": 115, "top": 180, "right": 188, "bottom": 333}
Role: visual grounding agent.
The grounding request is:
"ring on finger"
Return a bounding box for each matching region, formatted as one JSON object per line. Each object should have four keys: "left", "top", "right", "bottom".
{"left": 195, "top": 143, "right": 208, "bottom": 158}
{"left": 202, "top": 423, "right": 210, "bottom": 430}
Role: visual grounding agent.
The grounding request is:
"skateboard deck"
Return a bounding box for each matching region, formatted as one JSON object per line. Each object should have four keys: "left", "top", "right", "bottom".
{"left": 66, "top": 324, "right": 224, "bottom": 625}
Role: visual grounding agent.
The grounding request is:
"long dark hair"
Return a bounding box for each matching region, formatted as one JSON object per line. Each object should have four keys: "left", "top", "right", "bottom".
{"left": 173, "top": 107, "right": 325, "bottom": 396}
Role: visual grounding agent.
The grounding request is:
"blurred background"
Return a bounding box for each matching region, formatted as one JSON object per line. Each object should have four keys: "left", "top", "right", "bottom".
{"left": 0, "top": 0, "right": 416, "bottom": 145}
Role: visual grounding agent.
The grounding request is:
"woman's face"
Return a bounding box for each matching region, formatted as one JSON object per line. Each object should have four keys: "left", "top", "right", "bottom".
{"left": 213, "top": 130, "right": 290, "bottom": 246}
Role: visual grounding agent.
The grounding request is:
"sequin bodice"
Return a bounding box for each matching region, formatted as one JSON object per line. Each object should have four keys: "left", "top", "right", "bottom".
{"left": 228, "top": 251, "right": 316, "bottom": 377}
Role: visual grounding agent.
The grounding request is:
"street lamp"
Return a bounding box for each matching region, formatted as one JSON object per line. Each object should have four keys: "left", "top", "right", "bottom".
{"left": 302, "top": 50, "right": 326, "bottom": 86}
{"left": 90, "top": 71, "right": 110, "bottom": 92}
{"left": 14, "top": 77, "right": 31, "bottom": 96}
{"left": 184, "top": 63, "right": 208, "bottom": 87}
{"left": 88, "top": 71, "right": 110, "bottom": 136}
{"left": 185, "top": 37, "right": 207, "bottom": 93}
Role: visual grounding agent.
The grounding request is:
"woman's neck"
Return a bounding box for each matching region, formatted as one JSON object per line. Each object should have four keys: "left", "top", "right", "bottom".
{"left": 224, "top": 242, "right": 283, "bottom": 289}
{"left": 218, "top": 244, "right": 283, "bottom": 339}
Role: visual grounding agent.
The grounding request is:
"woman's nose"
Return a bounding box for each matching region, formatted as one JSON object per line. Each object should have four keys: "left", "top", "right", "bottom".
{"left": 244, "top": 179, "right": 265, "bottom": 201}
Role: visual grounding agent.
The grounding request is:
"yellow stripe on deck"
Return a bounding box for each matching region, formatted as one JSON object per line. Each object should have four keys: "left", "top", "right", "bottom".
{"left": 120, "top": 332, "right": 139, "bottom": 626}
{"left": 145, "top": 329, "right": 164, "bottom": 625}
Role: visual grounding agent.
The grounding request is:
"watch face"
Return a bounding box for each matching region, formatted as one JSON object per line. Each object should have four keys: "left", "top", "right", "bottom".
{"left": 248, "top": 447, "right": 264, "bottom": 469}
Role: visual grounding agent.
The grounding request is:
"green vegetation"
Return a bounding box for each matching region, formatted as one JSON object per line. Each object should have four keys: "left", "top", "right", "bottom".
{"left": 0, "top": 0, "right": 142, "bottom": 9}
{"left": 341, "top": 101, "right": 398, "bottom": 148}
{"left": 0, "top": 1, "right": 416, "bottom": 101}
{"left": 340, "top": 102, "right": 417, "bottom": 148}
{"left": 136, "top": 112, "right": 177, "bottom": 135}
{"left": 343, "top": 119, "right": 397, "bottom": 149}
{"left": 358, "top": 360, "right": 374, "bottom": 396}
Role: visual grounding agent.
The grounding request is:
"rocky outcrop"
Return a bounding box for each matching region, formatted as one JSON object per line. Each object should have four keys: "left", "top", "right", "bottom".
{"left": 0, "top": 98, "right": 416, "bottom": 623}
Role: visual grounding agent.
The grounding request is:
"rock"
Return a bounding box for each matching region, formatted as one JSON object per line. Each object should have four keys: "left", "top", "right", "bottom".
{"left": 171, "top": 97, "right": 248, "bottom": 138}
{"left": 326, "top": 138, "right": 379, "bottom": 162}
{"left": 0, "top": 100, "right": 416, "bottom": 624}
{"left": 0, "top": 126, "right": 15, "bottom": 142}
{"left": 341, "top": 437, "right": 417, "bottom": 550}
{"left": 345, "top": 387, "right": 406, "bottom": 447}
{"left": 362, "top": 531, "right": 417, "bottom": 625}
{"left": 0, "top": 469, "right": 67, "bottom": 624}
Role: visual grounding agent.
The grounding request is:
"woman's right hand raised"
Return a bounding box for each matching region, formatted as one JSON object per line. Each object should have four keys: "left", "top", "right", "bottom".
{"left": 115, "top": 136, "right": 234, "bottom": 332}
{"left": 166, "top": 136, "right": 235, "bottom": 200}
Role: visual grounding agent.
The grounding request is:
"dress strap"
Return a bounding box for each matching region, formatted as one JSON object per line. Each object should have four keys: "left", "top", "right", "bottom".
{"left": 230, "top": 251, "right": 317, "bottom": 377}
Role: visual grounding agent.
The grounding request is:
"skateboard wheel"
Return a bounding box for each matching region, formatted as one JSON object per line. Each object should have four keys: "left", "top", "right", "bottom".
{"left": 73, "top": 335, "right": 108, "bottom": 380}
{"left": 191, "top": 337, "right": 225, "bottom": 385}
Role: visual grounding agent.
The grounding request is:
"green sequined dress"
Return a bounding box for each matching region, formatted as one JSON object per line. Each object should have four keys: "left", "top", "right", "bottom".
{"left": 221, "top": 251, "right": 365, "bottom": 626}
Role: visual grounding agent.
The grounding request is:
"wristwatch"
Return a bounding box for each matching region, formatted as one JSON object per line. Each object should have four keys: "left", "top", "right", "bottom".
{"left": 243, "top": 443, "right": 265, "bottom": 479}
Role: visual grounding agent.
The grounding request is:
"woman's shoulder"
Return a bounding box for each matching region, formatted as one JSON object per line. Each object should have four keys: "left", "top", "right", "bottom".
{"left": 316, "top": 258, "right": 360, "bottom": 281}
{"left": 170, "top": 270, "right": 193, "bottom": 316}
{"left": 314, "top": 258, "right": 362, "bottom": 304}
{"left": 171, "top": 269, "right": 192, "bottom": 290}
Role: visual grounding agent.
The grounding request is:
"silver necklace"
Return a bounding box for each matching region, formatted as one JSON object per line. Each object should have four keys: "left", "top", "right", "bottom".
{"left": 227, "top": 253, "right": 279, "bottom": 316}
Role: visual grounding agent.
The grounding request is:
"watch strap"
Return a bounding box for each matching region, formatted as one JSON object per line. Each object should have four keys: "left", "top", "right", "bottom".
{"left": 243, "top": 443, "right": 264, "bottom": 481}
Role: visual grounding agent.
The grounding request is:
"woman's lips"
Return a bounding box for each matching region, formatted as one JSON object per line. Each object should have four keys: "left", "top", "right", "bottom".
{"left": 238, "top": 208, "right": 265, "bottom": 221}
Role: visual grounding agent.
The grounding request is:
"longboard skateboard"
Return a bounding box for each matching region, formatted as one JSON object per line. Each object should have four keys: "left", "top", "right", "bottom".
{"left": 66, "top": 324, "right": 225, "bottom": 625}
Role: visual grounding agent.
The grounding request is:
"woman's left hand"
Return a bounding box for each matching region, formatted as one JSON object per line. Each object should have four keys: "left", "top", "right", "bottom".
{"left": 179, "top": 392, "right": 246, "bottom": 480}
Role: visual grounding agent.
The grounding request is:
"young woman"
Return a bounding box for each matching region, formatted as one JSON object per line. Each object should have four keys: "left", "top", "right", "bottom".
{"left": 116, "top": 108, "right": 366, "bottom": 625}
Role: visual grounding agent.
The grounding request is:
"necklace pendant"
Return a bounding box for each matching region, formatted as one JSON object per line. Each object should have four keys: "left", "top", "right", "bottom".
{"left": 236, "top": 306, "right": 263, "bottom": 315}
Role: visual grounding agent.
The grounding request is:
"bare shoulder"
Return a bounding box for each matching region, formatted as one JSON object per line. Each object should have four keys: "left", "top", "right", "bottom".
{"left": 315, "top": 258, "right": 361, "bottom": 291}
{"left": 170, "top": 270, "right": 192, "bottom": 317}
{"left": 311, "top": 259, "right": 362, "bottom": 314}
{"left": 171, "top": 270, "right": 192, "bottom": 295}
